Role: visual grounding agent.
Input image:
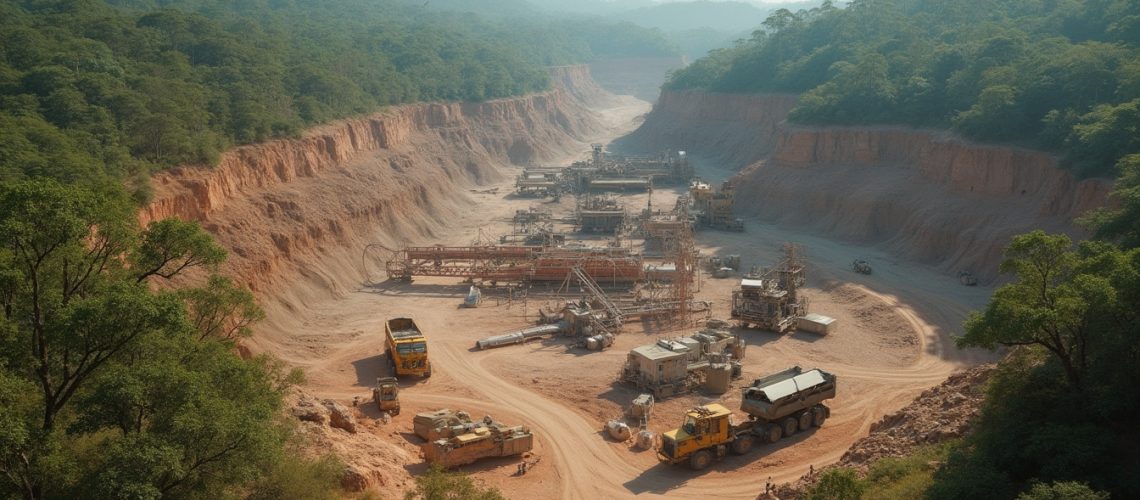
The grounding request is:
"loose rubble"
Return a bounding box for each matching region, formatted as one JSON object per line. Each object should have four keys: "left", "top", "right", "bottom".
{"left": 769, "top": 363, "right": 995, "bottom": 498}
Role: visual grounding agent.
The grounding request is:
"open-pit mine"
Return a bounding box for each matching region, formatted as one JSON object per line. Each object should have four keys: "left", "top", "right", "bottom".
{"left": 141, "top": 65, "right": 1108, "bottom": 498}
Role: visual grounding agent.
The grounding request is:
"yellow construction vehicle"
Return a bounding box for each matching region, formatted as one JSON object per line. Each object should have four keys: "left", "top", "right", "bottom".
{"left": 385, "top": 317, "right": 431, "bottom": 378}
{"left": 658, "top": 367, "right": 836, "bottom": 470}
{"left": 372, "top": 377, "right": 400, "bottom": 415}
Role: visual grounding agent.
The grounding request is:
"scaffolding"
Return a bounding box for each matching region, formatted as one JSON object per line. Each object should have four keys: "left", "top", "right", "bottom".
{"left": 384, "top": 245, "right": 645, "bottom": 285}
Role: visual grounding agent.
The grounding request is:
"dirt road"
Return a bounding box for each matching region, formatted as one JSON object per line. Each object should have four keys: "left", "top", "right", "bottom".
{"left": 257, "top": 94, "right": 998, "bottom": 498}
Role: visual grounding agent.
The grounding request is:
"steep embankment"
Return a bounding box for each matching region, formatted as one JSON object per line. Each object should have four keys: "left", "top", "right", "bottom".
{"left": 622, "top": 90, "right": 1112, "bottom": 282}
{"left": 141, "top": 65, "right": 612, "bottom": 309}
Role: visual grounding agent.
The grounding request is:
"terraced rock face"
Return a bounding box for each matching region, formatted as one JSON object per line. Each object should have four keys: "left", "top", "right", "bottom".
{"left": 621, "top": 90, "right": 1112, "bottom": 283}
{"left": 140, "top": 66, "right": 618, "bottom": 301}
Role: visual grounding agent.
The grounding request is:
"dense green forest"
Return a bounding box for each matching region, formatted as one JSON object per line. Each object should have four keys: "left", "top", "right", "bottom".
{"left": 666, "top": 0, "right": 1140, "bottom": 178}
{"left": 0, "top": 0, "right": 675, "bottom": 195}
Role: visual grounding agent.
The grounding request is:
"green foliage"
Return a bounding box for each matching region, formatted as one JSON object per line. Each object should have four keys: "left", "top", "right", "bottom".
{"left": 1067, "top": 99, "right": 1140, "bottom": 176}
{"left": 404, "top": 464, "right": 506, "bottom": 500}
{"left": 0, "top": 0, "right": 676, "bottom": 187}
{"left": 666, "top": 0, "right": 1140, "bottom": 176}
{"left": 958, "top": 231, "right": 1096, "bottom": 388}
{"left": 804, "top": 468, "right": 866, "bottom": 500}
{"left": 178, "top": 274, "right": 265, "bottom": 342}
{"left": 0, "top": 178, "right": 308, "bottom": 498}
{"left": 1017, "top": 481, "right": 1110, "bottom": 500}
{"left": 856, "top": 443, "right": 952, "bottom": 500}
{"left": 132, "top": 218, "right": 226, "bottom": 282}
{"left": 1082, "top": 154, "right": 1140, "bottom": 248}
{"left": 931, "top": 233, "right": 1140, "bottom": 499}
{"left": 245, "top": 453, "right": 343, "bottom": 500}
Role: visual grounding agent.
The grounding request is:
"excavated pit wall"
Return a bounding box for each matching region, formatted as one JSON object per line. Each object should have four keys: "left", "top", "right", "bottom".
{"left": 141, "top": 65, "right": 609, "bottom": 309}
{"left": 624, "top": 90, "right": 1112, "bottom": 282}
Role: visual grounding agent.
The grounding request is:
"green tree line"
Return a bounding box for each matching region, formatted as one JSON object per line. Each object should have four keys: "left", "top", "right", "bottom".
{"left": 0, "top": 0, "right": 675, "bottom": 197}
{"left": 665, "top": 0, "right": 1140, "bottom": 178}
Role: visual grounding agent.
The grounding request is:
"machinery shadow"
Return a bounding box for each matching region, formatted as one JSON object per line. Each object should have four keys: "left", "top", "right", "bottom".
{"left": 350, "top": 354, "right": 430, "bottom": 388}
{"left": 622, "top": 429, "right": 820, "bottom": 495}
{"left": 597, "top": 382, "right": 641, "bottom": 409}
{"left": 361, "top": 280, "right": 469, "bottom": 298}
{"left": 402, "top": 454, "right": 527, "bottom": 477}
{"left": 733, "top": 327, "right": 783, "bottom": 349}
{"left": 351, "top": 354, "right": 388, "bottom": 387}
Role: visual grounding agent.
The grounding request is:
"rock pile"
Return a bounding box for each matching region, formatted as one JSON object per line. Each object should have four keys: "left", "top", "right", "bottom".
{"left": 769, "top": 364, "right": 995, "bottom": 499}
{"left": 838, "top": 364, "right": 994, "bottom": 470}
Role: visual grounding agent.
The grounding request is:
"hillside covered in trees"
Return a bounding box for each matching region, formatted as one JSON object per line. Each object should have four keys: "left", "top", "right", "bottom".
{"left": 663, "top": 1, "right": 1140, "bottom": 498}
{"left": 666, "top": 0, "right": 1140, "bottom": 178}
{"left": 0, "top": 0, "right": 676, "bottom": 194}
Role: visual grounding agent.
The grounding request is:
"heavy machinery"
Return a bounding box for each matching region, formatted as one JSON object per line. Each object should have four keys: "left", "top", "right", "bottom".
{"left": 386, "top": 317, "right": 431, "bottom": 378}
{"left": 731, "top": 244, "right": 808, "bottom": 333}
{"left": 422, "top": 421, "right": 534, "bottom": 467}
{"left": 852, "top": 259, "right": 872, "bottom": 274}
{"left": 372, "top": 377, "right": 400, "bottom": 415}
{"left": 958, "top": 270, "right": 978, "bottom": 286}
{"left": 657, "top": 366, "right": 836, "bottom": 470}
{"left": 413, "top": 409, "right": 476, "bottom": 441}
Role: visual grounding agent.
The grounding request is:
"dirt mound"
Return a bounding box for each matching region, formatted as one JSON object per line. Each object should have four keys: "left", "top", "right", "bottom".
{"left": 838, "top": 363, "right": 994, "bottom": 469}
{"left": 287, "top": 390, "right": 418, "bottom": 493}
{"left": 770, "top": 363, "right": 995, "bottom": 498}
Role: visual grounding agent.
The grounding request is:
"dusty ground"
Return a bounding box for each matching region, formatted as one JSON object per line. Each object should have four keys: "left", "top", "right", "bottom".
{"left": 256, "top": 95, "right": 998, "bottom": 499}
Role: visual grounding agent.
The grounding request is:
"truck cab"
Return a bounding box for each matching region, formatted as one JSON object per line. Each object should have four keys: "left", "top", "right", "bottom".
{"left": 658, "top": 404, "right": 734, "bottom": 470}
{"left": 385, "top": 317, "right": 431, "bottom": 378}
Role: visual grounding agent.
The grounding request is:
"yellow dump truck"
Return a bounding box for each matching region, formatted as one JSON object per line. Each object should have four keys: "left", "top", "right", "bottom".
{"left": 386, "top": 317, "right": 431, "bottom": 378}
{"left": 658, "top": 366, "right": 836, "bottom": 470}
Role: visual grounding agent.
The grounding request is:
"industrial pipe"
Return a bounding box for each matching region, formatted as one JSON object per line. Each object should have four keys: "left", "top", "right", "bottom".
{"left": 475, "top": 322, "right": 565, "bottom": 350}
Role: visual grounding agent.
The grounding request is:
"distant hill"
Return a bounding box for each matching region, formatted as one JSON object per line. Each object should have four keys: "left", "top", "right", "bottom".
{"left": 612, "top": 1, "right": 825, "bottom": 60}
{"left": 616, "top": 0, "right": 767, "bottom": 33}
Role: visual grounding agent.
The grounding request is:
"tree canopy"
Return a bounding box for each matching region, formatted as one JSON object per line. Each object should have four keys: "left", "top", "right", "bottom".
{"left": 931, "top": 232, "right": 1140, "bottom": 498}
{"left": 0, "top": 0, "right": 677, "bottom": 195}
{"left": 665, "top": 0, "right": 1140, "bottom": 177}
{"left": 0, "top": 179, "right": 309, "bottom": 499}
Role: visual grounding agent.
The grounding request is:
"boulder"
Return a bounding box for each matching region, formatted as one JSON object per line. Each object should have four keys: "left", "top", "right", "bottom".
{"left": 292, "top": 397, "right": 329, "bottom": 424}
{"left": 340, "top": 465, "right": 371, "bottom": 491}
{"left": 323, "top": 399, "right": 358, "bottom": 433}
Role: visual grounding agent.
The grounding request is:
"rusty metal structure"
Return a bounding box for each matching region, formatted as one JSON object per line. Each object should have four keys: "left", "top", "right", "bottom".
{"left": 690, "top": 179, "right": 744, "bottom": 232}
{"left": 576, "top": 193, "right": 627, "bottom": 233}
{"left": 384, "top": 245, "right": 644, "bottom": 285}
{"left": 522, "top": 145, "right": 691, "bottom": 196}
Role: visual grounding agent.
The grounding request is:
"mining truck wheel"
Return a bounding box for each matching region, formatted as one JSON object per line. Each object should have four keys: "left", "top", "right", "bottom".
{"left": 765, "top": 424, "right": 783, "bottom": 443}
{"left": 731, "top": 435, "right": 754, "bottom": 455}
{"left": 424, "top": 366, "right": 432, "bottom": 378}
{"left": 798, "top": 412, "right": 813, "bottom": 432}
{"left": 782, "top": 417, "right": 798, "bottom": 437}
{"left": 812, "top": 406, "right": 826, "bottom": 427}
{"left": 689, "top": 450, "right": 713, "bottom": 471}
